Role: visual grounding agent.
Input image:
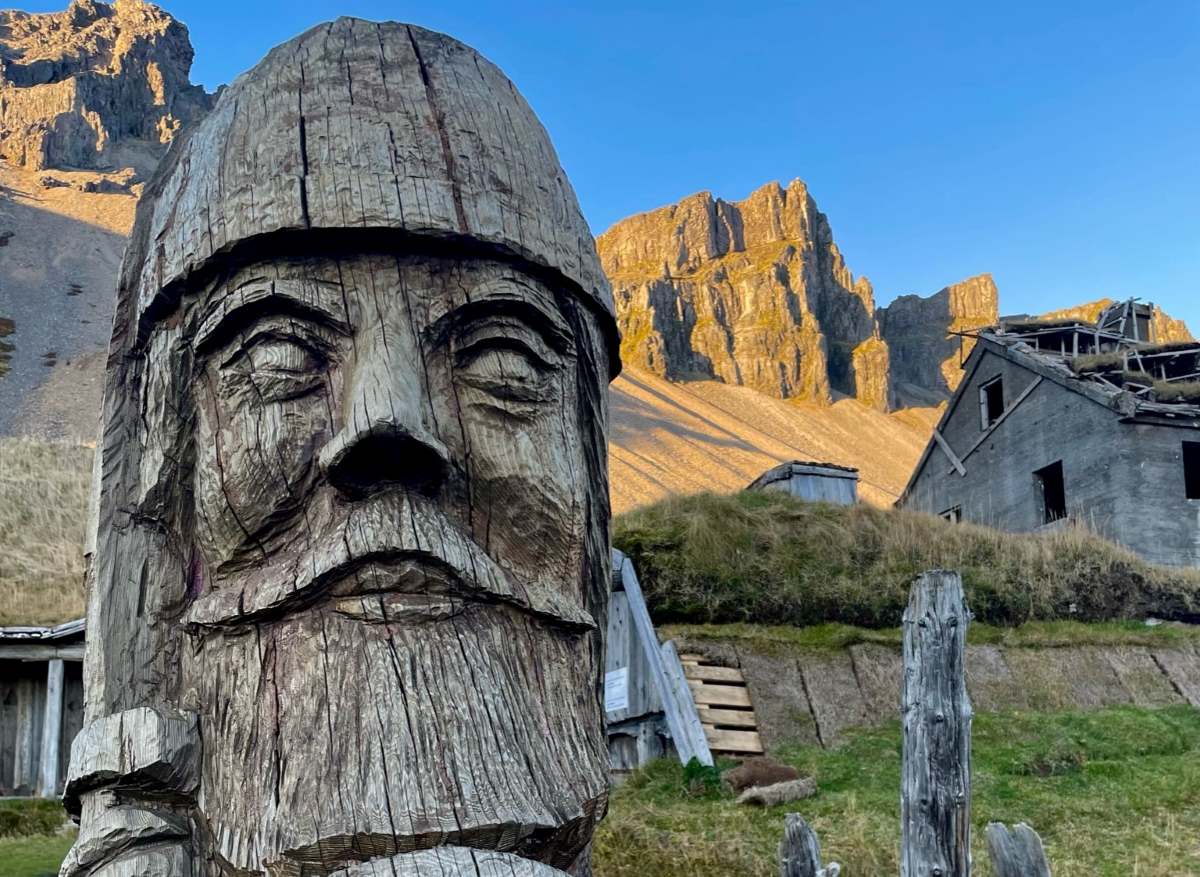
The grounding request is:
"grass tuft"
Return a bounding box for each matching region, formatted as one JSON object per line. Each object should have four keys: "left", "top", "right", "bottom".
{"left": 614, "top": 491, "right": 1200, "bottom": 628}
{"left": 0, "top": 437, "right": 92, "bottom": 626}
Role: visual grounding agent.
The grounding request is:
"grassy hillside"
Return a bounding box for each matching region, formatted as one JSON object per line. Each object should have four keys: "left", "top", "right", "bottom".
{"left": 614, "top": 490, "right": 1200, "bottom": 628}
{"left": 593, "top": 705, "right": 1200, "bottom": 876}
{"left": 0, "top": 438, "right": 92, "bottom": 626}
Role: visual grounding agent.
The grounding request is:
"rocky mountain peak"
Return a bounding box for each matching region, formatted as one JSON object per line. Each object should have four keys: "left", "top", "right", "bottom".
{"left": 0, "top": 0, "right": 211, "bottom": 172}
{"left": 599, "top": 178, "right": 893, "bottom": 411}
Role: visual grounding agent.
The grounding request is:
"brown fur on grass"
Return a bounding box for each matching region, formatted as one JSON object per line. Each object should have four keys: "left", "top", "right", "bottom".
{"left": 722, "top": 757, "right": 801, "bottom": 793}
{"left": 0, "top": 437, "right": 92, "bottom": 626}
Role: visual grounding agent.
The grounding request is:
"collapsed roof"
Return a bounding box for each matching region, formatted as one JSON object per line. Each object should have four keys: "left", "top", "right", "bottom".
{"left": 965, "top": 298, "right": 1200, "bottom": 422}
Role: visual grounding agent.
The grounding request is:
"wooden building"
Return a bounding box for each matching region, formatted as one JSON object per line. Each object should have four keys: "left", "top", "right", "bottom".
{"left": 0, "top": 619, "right": 85, "bottom": 797}
{"left": 747, "top": 460, "right": 860, "bottom": 506}
{"left": 900, "top": 300, "right": 1200, "bottom": 567}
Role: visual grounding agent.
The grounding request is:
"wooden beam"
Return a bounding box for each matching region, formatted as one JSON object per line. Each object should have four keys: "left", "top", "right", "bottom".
{"left": 958, "top": 377, "right": 1044, "bottom": 466}
{"left": 612, "top": 549, "right": 713, "bottom": 766}
{"left": 37, "top": 659, "right": 64, "bottom": 797}
{"left": 901, "top": 571, "right": 972, "bottom": 877}
{"left": 932, "top": 429, "right": 967, "bottom": 477}
{"left": 0, "top": 643, "right": 84, "bottom": 662}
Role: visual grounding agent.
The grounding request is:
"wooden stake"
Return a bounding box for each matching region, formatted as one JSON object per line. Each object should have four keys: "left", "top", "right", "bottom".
{"left": 779, "top": 814, "right": 840, "bottom": 877}
{"left": 986, "top": 823, "right": 1051, "bottom": 877}
{"left": 901, "top": 570, "right": 973, "bottom": 877}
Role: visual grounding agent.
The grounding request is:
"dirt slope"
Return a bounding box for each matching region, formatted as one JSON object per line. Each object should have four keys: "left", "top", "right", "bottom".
{"left": 609, "top": 366, "right": 940, "bottom": 513}
{"left": 0, "top": 163, "right": 132, "bottom": 439}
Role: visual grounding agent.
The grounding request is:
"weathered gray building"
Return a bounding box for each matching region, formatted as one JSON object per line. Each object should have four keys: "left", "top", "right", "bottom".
{"left": 747, "top": 461, "right": 860, "bottom": 506}
{"left": 900, "top": 302, "right": 1200, "bottom": 568}
{"left": 0, "top": 619, "right": 85, "bottom": 797}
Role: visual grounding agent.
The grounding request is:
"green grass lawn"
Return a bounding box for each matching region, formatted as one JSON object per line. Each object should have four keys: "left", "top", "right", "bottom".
{"left": 7, "top": 707, "right": 1198, "bottom": 876}
{"left": 0, "top": 834, "right": 75, "bottom": 877}
{"left": 593, "top": 705, "right": 1200, "bottom": 876}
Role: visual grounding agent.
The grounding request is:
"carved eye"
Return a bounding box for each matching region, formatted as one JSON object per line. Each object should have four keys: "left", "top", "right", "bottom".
{"left": 454, "top": 322, "right": 559, "bottom": 405}
{"left": 219, "top": 329, "right": 330, "bottom": 402}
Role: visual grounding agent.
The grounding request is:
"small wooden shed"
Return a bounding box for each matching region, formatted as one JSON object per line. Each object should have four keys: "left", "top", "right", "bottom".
{"left": 746, "top": 460, "right": 860, "bottom": 505}
{"left": 0, "top": 619, "right": 85, "bottom": 797}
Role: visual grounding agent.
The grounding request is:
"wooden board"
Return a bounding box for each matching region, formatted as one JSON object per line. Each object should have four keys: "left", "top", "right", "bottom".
{"left": 681, "top": 657, "right": 764, "bottom": 755}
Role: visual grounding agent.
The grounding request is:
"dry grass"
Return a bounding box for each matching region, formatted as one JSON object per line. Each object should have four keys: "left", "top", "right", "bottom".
{"left": 1153, "top": 380, "right": 1200, "bottom": 403}
{"left": 0, "top": 438, "right": 92, "bottom": 626}
{"left": 614, "top": 491, "right": 1200, "bottom": 628}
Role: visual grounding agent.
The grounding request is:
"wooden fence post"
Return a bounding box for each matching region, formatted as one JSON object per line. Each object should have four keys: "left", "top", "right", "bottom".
{"left": 901, "top": 570, "right": 973, "bottom": 877}
{"left": 986, "top": 823, "right": 1051, "bottom": 877}
{"left": 779, "top": 814, "right": 840, "bottom": 877}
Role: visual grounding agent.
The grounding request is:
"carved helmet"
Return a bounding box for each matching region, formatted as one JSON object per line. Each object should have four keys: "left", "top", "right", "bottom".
{"left": 119, "top": 17, "right": 617, "bottom": 373}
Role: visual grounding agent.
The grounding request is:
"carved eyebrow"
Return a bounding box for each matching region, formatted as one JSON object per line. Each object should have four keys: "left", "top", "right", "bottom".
{"left": 430, "top": 296, "right": 573, "bottom": 354}
{"left": 194, "top": 280, "right": 349, "bottom": 354}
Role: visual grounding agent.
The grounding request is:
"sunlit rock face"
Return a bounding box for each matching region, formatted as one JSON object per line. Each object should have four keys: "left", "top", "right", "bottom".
{"left": 598, "top": 180, "right": 893, "bottom": 410}
{"left": 0, "top": 0, "right": 212, "bottom": 172}
{"left": 878, "top": 273, "right": 1000, "bottom": 406}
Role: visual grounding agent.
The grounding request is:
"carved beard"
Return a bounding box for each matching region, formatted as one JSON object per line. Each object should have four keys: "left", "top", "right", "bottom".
{"left": 188, "top": 605, "right": 607, "bottom": 875}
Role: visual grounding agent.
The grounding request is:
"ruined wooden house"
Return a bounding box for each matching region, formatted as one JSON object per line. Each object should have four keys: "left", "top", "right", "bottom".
{"left": 0, "top": 619, "right": 85, "bottom": 797}
{"left": 899, "top": 299, "right": 1200, "bottom": 567}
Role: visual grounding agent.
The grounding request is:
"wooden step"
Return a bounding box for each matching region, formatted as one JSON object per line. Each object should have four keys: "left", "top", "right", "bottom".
{"left": 687, "top": 680, "right": 752, "bottom": 708}
{"left": 697, "top": 706, "right": 758, "bottom": 728}
{"left": 702, "top": 726, "right": 764, "bottom": 754}
{"left": 682, "top": 664, "right": 745, "bottom": 684}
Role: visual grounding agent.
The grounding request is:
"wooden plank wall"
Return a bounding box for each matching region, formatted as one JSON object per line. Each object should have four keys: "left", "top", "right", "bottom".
{"left": 59, "top": 662, "right": 85, "bottom": 791}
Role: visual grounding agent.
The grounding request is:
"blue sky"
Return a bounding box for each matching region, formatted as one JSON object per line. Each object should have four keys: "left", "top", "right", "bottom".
{"left": 27, "top": 1, "right": 1200, "bottom": 327}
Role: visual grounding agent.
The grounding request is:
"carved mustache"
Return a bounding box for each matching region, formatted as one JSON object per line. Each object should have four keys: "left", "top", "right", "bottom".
{"left": 183, "top": 493, "right": 595, "bottom": 631}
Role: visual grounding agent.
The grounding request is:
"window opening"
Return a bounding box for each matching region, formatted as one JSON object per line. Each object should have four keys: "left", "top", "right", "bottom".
{"left": 980, "top": 377, "right": 1005, "bottom": 429}
{"left": 1034, "top": 461, "right": 1067, "bottom": 524}
{"left": 1185, "top": 442, "right": 1200, "bottom": 500}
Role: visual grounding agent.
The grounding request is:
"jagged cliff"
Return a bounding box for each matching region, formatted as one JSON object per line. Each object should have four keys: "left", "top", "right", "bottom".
{"left": 0, "top": 0, "right": 211, "bottom": 172}
{"left": 598, "top": 180, "right": 894, "bottom": 411}
{"left": 878, "top": 273, "right": 1000, "bottom": 406}
{"left": 597, "top": 181, "right": 1008, "bottom": 412}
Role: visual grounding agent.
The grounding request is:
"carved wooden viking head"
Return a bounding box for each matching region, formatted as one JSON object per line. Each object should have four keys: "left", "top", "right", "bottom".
{"left": 63, "top": 18, "right": 618, "bottom": 877}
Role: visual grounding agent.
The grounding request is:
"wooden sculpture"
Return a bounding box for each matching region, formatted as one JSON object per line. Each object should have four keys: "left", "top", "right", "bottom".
{"left": 60, "top": 18, "right": 618, "bottom": 877}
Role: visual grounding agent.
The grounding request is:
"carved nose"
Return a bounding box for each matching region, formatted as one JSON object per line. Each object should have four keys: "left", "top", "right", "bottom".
{"left": 320, "top": 420, "right": 450, "bottom": 498}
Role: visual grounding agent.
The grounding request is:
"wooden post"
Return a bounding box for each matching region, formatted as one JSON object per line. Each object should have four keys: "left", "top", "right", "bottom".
{"left": 901, "top": 571, "right": 973, "bottom": 877}
{"left": 779, "top": 813, "right": 841, "bottom": 877}
{"left": 986, "top": 823, "right": 1051, "bottom": 877}
{"left": 37, "top": 659, "right": 64, "bottom": 797}
{"left": 612, "top": 549, "right": 713, "bottom": 766}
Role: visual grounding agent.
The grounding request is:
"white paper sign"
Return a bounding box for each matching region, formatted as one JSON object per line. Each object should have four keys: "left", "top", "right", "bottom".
{"left": 604, "top": 667, "right": 629, "bottom": 714}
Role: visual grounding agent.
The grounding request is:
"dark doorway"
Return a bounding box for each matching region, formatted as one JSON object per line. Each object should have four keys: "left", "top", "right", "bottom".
{"left": 1034, "top": 461, "right": 1067, "bottom": 523}
{"left": 1185, "top": 442, "right": 1200, "bottom": 500}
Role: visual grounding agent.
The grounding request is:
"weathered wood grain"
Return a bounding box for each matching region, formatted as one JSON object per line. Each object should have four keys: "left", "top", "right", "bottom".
{"left": 985, "top": 822, "right": 1051, "bottom": 877}
{"left": 901, "top": 570, "right": 973, "bottom": 877}
{"left": 65, "top": 17, "right": 617, "bottom": 877}
{"left": 778, "top": 813, "right": 840, "bottom": 877}
{"left": 36, "top": 658, "right": 63, "bottom": 797}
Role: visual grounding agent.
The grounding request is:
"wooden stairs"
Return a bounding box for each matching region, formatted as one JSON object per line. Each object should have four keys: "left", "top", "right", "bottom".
{"left": 680, "top": 653, "right": 764, "bottom": 757}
